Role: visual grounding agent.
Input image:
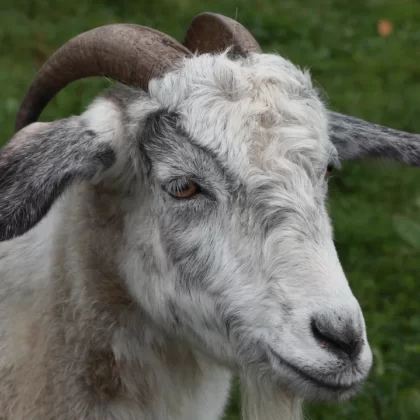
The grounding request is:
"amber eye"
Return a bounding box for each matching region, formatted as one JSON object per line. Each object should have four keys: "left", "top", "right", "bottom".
{"left": 166, "top": 179, "right": 201, "bottom": 199}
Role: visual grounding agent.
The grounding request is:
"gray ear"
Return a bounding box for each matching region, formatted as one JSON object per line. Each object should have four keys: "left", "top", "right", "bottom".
{"left": 329, "top": 112, "right": 420, "bottom": 166}
{"left": 0, "top": 119, "right": 115, "bottom": 242}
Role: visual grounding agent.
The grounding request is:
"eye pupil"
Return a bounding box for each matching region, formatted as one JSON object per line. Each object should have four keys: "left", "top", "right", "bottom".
{"left": 325, "top": 164, "right": 334, "bottom": 179}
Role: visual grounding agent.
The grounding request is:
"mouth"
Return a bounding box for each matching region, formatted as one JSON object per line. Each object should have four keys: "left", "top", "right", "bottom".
{"left": 267, "top": 348, "right": 366, "bottom": 399}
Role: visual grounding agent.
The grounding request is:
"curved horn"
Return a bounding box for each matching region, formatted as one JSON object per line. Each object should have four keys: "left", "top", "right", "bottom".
{"left": 183, "top": 12, "right": 262, "bottom": 56}
{"left": 15, "top": 24, "right": 191, "bottom": 133}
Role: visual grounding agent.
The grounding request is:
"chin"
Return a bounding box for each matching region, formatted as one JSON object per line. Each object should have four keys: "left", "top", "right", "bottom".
{"left": 236, "top": 343, "right": 372, "bottom": 420}
{"left": 265, "top": 347, "right": 372, "bottom": 403}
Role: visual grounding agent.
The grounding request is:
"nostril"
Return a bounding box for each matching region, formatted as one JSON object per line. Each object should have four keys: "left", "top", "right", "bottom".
{"left": 311, "top": 318, "right": 363, "bottom": 360}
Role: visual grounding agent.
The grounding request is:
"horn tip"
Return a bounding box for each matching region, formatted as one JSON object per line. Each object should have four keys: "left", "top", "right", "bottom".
{"left": 183, "top": 12, "right": 262, "bottom": 55}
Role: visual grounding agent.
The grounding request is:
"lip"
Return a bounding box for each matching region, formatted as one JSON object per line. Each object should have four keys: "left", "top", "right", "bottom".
{"left": 267, "top": 348, "right": 364, "bottom": 392}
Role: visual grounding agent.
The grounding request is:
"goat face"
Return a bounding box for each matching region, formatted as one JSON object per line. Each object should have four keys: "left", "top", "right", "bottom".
{"left": 3, "top": 18, "right": 420, "bottom": 410}
{"left": 0, "top": 51, "right": 374, "bottom": 402}
{"left": 119, "top": 52, "right": 372, "bottom": 401}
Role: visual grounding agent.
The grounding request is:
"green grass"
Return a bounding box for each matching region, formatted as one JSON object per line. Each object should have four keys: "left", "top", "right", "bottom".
{"left": 1, "top": 0, "right": 420, "bottom": 418}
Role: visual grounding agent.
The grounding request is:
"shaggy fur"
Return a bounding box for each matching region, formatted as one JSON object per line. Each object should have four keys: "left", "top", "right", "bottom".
{"left": 3, "top": 50, "right": 411, "bottom": 419}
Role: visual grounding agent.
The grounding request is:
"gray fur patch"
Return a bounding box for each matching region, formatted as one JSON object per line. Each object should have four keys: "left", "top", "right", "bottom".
{"left": 0, "top": 119, "right": 115, "bottom": 241}
{"left": 329, "top": 112, "right": 420, "bottom": 166}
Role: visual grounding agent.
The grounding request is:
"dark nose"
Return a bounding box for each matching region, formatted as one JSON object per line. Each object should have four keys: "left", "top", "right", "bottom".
{"left": 311, "top": 316, "right": 363, "bottom": 360}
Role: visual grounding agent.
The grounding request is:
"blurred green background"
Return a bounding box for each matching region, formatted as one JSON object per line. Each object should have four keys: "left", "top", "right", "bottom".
{"left": 1, "top": 0, "right": 419, "bottom": 418}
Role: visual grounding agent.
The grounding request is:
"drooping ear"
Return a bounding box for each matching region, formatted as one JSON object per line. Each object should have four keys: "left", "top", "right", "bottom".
{"left": 328, "top": 112, "right": 420, "bottom": 166}
{"left": 0, "top": 117, "right": 116, "bottom": 242}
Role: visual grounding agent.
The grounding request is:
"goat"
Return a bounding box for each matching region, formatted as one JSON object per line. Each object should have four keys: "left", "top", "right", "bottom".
{"left": 0, "top": 12, "right": 419, "bottom": 420}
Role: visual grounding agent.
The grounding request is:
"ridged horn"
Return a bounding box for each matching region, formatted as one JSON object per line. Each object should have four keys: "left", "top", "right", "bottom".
{"left": 183, "top": 12, "right": 262, "bottom": 56}
{"left": 15, "top": 24, "right": 191, "bottom": 132}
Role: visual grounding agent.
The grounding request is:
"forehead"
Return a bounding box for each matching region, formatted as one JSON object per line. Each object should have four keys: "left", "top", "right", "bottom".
{"left": 148, "top": 52, "right": 333, "bottom": 177}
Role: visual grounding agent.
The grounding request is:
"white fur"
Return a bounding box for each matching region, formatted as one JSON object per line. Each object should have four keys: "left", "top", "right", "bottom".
{"left": 0, "top": 51, "right": 373, "bottom": 419}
